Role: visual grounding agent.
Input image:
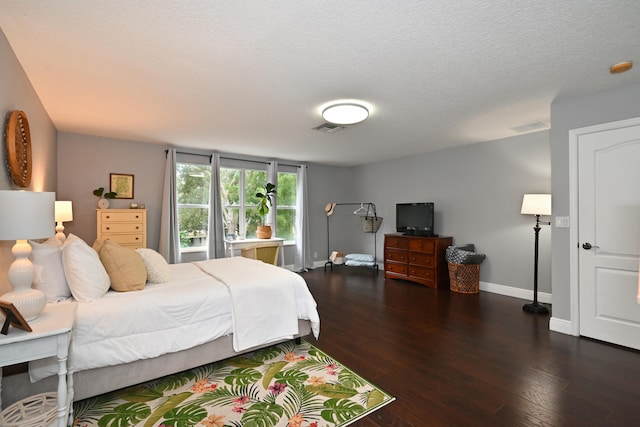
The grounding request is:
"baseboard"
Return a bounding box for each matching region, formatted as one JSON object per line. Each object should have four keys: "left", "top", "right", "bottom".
{"left": 549, "top": 317, "right": 576, "bottom": 336}
{"left": 479, "top": 281, "right": 552, "bottom": 304}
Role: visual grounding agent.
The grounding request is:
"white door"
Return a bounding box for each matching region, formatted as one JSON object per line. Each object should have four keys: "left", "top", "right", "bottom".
{"left": 578, "top": 123, "right": 640, "bottom": 349}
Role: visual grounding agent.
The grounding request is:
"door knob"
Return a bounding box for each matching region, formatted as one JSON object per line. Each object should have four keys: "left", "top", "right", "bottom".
{"left": 582, "top": 242, "right": 599, "bottom": 250}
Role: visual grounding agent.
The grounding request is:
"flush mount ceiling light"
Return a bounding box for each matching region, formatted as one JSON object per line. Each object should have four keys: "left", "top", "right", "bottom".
{"left": 322, "top": 103, "right": 369, "bottom": 125}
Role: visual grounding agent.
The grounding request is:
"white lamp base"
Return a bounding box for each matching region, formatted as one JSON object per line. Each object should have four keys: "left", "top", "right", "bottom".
{"left": 2, "top": 239, "right": 47, "bottom": 320}
{"left": 2, "top": 288, "right": 47, "bottom": 321}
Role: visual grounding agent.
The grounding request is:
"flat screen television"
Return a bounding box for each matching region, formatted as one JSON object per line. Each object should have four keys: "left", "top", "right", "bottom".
{"left": 396, "top": 202, "right": 435, "bottom": 236}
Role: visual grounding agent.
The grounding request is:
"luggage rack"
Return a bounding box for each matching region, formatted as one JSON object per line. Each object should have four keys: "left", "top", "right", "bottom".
{"left": 323, "top": 202, "right": 380, "bottom": 273}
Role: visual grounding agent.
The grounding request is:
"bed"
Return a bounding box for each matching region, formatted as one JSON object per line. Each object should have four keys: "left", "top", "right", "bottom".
{"left": 3, "top": 235, "right": 319, "bottom": 405}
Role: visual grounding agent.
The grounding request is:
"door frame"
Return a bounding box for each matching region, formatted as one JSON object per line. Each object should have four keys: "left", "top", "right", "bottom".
{"left": 568, "top": 116, "right": 640, "bottom": 337}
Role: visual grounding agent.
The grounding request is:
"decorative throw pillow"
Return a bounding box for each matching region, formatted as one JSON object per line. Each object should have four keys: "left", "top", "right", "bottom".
{"left": 61, "top": 234, "right": 111, "bottom": 302}
{"left": 99, "top": 240, "right": 147, "bottom": 292}
{"left": 135, "top": 248, "right": 172, "bottom": 284}
{"left": 30, "top": 239, "right": 71, "bottom": 302}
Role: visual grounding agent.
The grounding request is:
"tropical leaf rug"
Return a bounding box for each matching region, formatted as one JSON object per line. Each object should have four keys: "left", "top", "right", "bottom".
{"left": 73, "top": 340, "right": 394, "bottom": 427}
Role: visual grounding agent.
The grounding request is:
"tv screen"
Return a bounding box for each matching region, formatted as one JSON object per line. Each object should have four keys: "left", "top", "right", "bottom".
{"left": 396, "top": 202, "right": 434, "bottom": 236}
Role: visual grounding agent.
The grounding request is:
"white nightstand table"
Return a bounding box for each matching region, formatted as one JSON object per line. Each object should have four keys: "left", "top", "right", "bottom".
{"left": 0, "top": 301, "right": 76, "bottom": 427}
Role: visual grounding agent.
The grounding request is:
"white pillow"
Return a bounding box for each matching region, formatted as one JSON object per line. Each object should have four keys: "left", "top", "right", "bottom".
{"left": 61, "top": 234, "right": 110, "bottom": 302}
{"left": 30, "top": 239, "right": 71, "bottom": 302}
{"left": 135, "top": 248, "right": 172, "bottom": 284}
{"left": 344, "top": 253, "right": 375, "bottom": 262}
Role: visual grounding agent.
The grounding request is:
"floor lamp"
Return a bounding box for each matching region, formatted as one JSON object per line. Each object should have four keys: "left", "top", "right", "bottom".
{"left": 521, "top": 194, "right": 551, "bottom": 314}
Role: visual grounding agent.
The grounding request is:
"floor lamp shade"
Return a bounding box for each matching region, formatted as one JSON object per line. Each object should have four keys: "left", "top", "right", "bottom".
{"left": 521, "top": 194, "right": 552, "bottom": 216}
{"left": 521, "top": 193, "right": 551, "bottom": 314}
{"left": 0, "top": 190, "right": 55, "bottom": 320}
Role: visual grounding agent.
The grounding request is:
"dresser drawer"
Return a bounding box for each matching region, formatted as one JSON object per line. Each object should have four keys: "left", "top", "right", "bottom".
{"left": 408, "top": 252, "right": 434, "bottom": 267}
{"left": 408, "top": 265, "right": 434, "bottom": 281}
{"left": 100, "top": 223, "right": 144, "bottom": 233}
{"left": 385, "top": 249, "right": 407, "bottom": 263}
{"left": 102, "top": 233, "right": 145, "bottom": 246}
{"left": 408, "top": 239, "right": 435, "bottom": 254}
{"left": 385, "top": 236, "right": 408, "bottom": 250}
{"left": 99, "top": 211, "right": 145, "bottom": 223}
{"left": 384, "top": 262, "right": 407, "bottom": 275}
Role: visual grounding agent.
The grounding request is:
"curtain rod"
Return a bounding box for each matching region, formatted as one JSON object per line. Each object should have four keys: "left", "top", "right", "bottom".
{"left": 166, "top": 149, "right": 302, "bottom": 168}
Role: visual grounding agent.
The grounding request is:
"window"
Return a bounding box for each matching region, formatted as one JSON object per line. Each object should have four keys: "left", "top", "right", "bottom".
{"left": 220, "top": 165, "right": 298, "bottom": 242}
{"left": 176, "top": 162, "right": 211, "bottom": 251}
{"left": 220, "top": 167, "right": 267, "bottom": 239}
{"left": 276, "top": 171, "right": 297, "bottom": 241}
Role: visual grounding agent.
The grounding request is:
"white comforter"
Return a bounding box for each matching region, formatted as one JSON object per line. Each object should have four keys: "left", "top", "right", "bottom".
{"left": 30, "top": 258, "right": 319, "bottom": 382}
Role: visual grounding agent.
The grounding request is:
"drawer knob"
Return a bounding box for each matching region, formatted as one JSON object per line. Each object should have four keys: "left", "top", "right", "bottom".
{"left": 106, "top": 215, "right": 111, "bottom": 219}
{"left": 106, "top": 227, "right": 110, "bottom": 230}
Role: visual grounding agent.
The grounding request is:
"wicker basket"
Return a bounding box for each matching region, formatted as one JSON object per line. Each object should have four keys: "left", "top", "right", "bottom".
{"left": 448, "top": 262, "right": 480, "bottom": 294}
{"left": 0, "top": 392, "right": 57, "bottom": 427}
{"left": 360, "top": 216, "right": 383, "bottom": 233}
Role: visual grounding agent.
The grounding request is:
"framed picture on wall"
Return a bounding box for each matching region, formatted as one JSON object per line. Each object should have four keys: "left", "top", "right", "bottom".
{"left": 110, "top": 173, "right": 134, "bottom": 199}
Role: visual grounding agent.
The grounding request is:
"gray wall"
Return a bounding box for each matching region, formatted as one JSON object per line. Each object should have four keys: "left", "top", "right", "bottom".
{"left": 0, "top": 29, "right": 58, "bottom": 295}
{"left": 550, "top": 82, "right": 640, "bottom": 323}
{"left": 351, "top": 131, "right": 552, "bottom": 294}
{"left": 57, "top": 132, "right": 167, "bottom": 249}
{"left": 57, "top": 133, "right": 356, "bottom": 266}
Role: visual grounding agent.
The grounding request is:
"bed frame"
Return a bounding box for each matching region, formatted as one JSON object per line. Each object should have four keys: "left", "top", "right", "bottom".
{"left": 2, "top": 320, "right": 312, "bottom": 406}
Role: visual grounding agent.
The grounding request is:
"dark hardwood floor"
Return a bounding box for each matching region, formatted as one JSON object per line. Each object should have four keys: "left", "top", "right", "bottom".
{"left": 301, "top": 265, "right": 640, "bottom": 427}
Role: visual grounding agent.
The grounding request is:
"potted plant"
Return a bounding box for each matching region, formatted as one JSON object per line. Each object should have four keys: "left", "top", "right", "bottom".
{"left": 93, "top": 187, "right": 117, "bottom": 209}
{"left": 256, "top": 182, "right": 276, "bottom": 239}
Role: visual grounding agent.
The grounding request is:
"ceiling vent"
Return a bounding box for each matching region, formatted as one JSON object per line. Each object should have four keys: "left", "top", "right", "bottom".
{"left": 313, "top": 123, "right": 345, "bottom": 133}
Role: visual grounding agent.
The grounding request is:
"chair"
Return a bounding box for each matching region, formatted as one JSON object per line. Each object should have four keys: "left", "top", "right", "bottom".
{"left": 240, "top": 244, "right": 280, "bottom": 265}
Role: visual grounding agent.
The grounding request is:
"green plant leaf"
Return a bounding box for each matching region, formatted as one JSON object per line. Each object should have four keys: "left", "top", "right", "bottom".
{"left": 304, "top": 383, "right": 358, "bottom": 399}
{"left": 321, "top": 398, "right": 365, "bottom": 424}
{"left": 93, "top": 187, "right": 104, "bottom": 197}
{"left": 262, "top": 361, "right": 288, "bottom": 389}
{"left": 119, "top": 385, "right": 164, "bottom": 402}
{"left": 225, "top": 368, "right": 262, "bottom": 386}
{"left": 142, "top": 391, "right": 192, "bottom": 427}
{"left": 162, "top": 403, "right": 208, "bottom": 427}
{"left": 241, "top": 401, "right": 284, "bottom": 427}
{"left": 365, "top": 389, "right": 386, "bottom": 409}
{"left": 98, "top": 402, "right": 151, "bottom": 427}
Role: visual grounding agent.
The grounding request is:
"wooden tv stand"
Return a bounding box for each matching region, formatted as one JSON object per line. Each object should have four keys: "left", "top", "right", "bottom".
{"left": 384, "top": 234, "right": 452, "bottom": 289}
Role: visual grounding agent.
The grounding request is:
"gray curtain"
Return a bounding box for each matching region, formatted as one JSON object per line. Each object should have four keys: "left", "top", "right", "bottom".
{"left": 267, "top": 161, "right": 278, "bottom": 233}
{"left": 207, "top": 153, "right": 226, "bottom": 259}
{"left": 159, "top": 148, "right": 181, "bottom": 263}
{"left": 294, "top": 164, "right": 312, "bottom": 271}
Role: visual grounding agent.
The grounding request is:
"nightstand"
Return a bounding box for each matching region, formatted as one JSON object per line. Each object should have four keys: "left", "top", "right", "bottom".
{"left": 0, "top": 302, "right": 76, "bottom": 427}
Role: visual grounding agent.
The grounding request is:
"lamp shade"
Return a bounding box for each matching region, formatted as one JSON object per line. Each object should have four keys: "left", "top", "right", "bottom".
{"left": 0, "top": 190, "right": 55, "bottom": 240}
{"left": 55, "top": 200, "right": 74, "bottom": 222}
{"left": 521, "top": 194, "right": 551, "bottom": 216}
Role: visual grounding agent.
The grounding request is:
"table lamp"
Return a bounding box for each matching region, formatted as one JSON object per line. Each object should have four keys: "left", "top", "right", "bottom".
{"left": 55, "top": 200, "right": 74, "bottom": 242}
{"left": 521, "top": 194, "right": 551, "bottom": 314}
{"left": 0, "top": 190, "right": 55, "bottom": 320}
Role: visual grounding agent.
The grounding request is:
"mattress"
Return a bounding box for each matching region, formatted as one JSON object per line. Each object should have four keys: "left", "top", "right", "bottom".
{"left": 30, "top": 258, "right": 320, "bottom": 382}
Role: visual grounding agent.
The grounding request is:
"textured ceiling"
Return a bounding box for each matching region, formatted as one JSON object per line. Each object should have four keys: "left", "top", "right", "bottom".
{"left": 1, "top": 1, "right": 639, "bottom": 166}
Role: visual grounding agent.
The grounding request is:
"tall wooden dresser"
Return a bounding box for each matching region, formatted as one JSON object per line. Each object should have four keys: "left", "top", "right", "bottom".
{"left": 96, "top": 209, "right": 147, "bottom": 249}
{"left": 384, "top": 234, "right": 452, "bottom": 289}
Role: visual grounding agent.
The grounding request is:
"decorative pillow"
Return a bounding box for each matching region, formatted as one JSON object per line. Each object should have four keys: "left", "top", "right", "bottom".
{"left": 344, "top": 253, "right": 375, "bottom": 262}
{"left": 98, "top": 240, "right": 147, "bottom": 292}
{"left": 30, "top": 239, "right": 70, "bottom": 302}
{"left": 61, "top": 234, "right": 111, "bottom": 302}
{"left": 135, "top": 248, "right": 172, "bottom": 284}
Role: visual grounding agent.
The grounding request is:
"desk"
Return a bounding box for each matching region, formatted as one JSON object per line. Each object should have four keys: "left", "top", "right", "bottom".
{"left": 225, "top": 237, "right": 285, "bottom": 266}
{"left": 0, "top": 302, "right": 76, "bottom": 427}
